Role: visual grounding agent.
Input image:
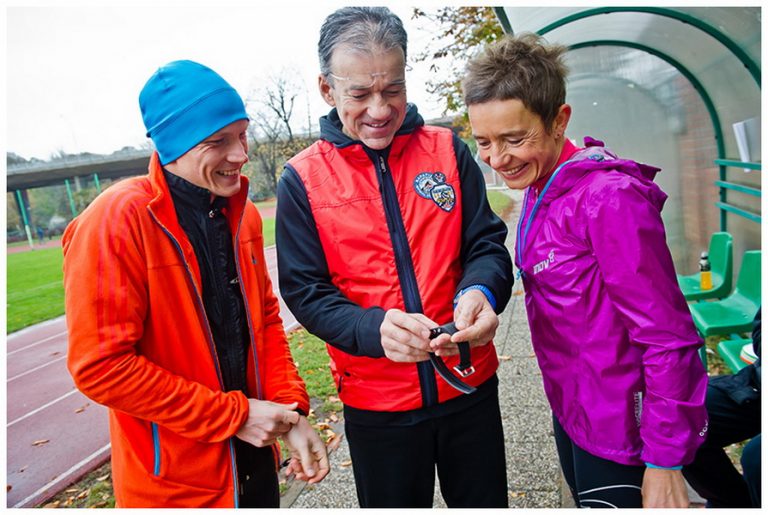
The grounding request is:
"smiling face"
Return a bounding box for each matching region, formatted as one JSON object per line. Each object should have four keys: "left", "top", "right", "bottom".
{"left": 319, "top": 45, "right": 408, "bottom": 150}
{"left": 164, "top": 119, "right": 249, "bottom": 198}
{"left": 468, "top": 98, "right": 571, "bottom": 190}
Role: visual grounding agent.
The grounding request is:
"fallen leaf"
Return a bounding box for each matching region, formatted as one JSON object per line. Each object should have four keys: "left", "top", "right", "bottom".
{"left": 6, "top": 485, "right": 11, "bottom": 492}
{"left": 43, "top": 500, "right": 61, "bottom": 508}
{"left": 96, "top": 474, "right": 110, "bottom": 482}
{"left": 76, "top": 489, "right": 90, "bottom": 499}
{"left": 50, "top": 351, "right": 61, "bottom": 356}
{"left": 326, "top": 433, "right": 343, "bottom": 451}
{"left": 65, "top": 488, "right": 79, "bottom": 493}
{"left": 327, "top": 396, "right": 341, "bottom": 403}
{"left": 498, "top": 355, "right": 511, "bottom": 361}
{"left": 513, "top": 290, "right": 524, "bottom": 296}
{"left": 340, "top": 460, "right": 352, "bottom": 467}
{"left": 32, "top": 439, "right": 50, "bottom": 447}
{"left": 314, "top": 422, "right": 331, "bottom": 431}
{"left": 329, "top": 413, "right": 339, "bottom": 423}
{"left": 18, "top": 465, "right": 28, "bottom": 473}
{"left": 74, "top": 407, "right": 86, "bottom": 414}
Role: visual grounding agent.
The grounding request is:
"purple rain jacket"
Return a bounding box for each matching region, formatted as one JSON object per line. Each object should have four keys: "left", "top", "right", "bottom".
{"left": 515, "top": 137, "right": 708, "bottom": 467}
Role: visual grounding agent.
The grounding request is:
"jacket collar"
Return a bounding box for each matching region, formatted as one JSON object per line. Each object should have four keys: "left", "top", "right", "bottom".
{"left": 146, "top": 152, "right": 250, "bottom": 235}
{"left": 163, "top": 168, "right": 218, "bottom": 210}
{"left": 536, "top": 137, "right": 663, "bottom": 208}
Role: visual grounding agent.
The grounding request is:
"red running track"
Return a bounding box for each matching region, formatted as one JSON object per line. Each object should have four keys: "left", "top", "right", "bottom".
{"left": 6, "top": 245, "right": 297, "bottom": 507}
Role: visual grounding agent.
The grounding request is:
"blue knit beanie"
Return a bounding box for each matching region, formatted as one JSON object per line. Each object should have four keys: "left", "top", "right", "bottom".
{"left": 139, "top": 60, "right": 248, "bottom": 165}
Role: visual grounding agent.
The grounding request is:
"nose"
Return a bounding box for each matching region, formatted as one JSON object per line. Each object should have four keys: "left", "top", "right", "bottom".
{"left": 484, "top": 144, "right": 510, "bottom": 171}
{"left": 366, "top": 94, "right": 391, "bottom": 120}
{"left": 227, "top": 140, "right": 249, "bottom": 166}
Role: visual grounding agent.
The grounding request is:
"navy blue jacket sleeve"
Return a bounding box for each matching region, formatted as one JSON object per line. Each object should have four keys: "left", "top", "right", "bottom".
{"left": 453, "top": 134, "right": 514, "bottom": 313}
{"left": 276, "top": 165, "right": 387, "bottom": 358}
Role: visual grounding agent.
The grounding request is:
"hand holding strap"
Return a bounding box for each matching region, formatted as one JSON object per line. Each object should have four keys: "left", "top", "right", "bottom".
{"left": 428, "top": 322, "right": 476, "bottom": 395}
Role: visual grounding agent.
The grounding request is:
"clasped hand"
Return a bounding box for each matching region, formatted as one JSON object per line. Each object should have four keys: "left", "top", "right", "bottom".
{"left": 379, "top": 290, "right": 499, "bottom": 362}
{"left": 235, "top": 399, "right": 329, "bottom": 484}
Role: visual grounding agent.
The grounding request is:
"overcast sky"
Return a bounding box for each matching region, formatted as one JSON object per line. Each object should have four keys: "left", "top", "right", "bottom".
{"left": 6, "top": 3, "right": 447, "bottom": 161}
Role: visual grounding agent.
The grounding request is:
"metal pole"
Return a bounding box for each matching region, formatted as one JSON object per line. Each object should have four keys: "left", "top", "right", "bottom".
{"left": 14, "top": 189, "right": 35, "bottom": 249}
{"left": 65, "top": 179, "right": 77, "bottom": 218}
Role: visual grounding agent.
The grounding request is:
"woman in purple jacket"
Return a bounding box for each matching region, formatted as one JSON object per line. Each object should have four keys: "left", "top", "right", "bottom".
{"left": 462, "top": 34, "right": 708, "bottom": 508}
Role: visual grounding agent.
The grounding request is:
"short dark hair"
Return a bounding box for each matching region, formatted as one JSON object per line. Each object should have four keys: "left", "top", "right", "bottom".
{"left": 318, "top": 7, "right": 408, "bottom": 79}
{"left": 463, "top": 33, "right": 568, "bottom": 130}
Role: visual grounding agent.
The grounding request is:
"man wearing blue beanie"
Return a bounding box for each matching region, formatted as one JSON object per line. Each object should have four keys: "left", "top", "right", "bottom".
{"left": 62, "top": 60, "right": 329, "bottom": 508}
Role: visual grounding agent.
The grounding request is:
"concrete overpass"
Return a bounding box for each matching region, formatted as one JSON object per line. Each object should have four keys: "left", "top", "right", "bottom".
{"left": 7, "top": 149, "right": 151, "bottom": 191}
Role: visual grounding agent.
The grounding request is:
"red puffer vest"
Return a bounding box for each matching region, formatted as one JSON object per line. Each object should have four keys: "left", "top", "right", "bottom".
{"left": 288, "top": 125, "right": 499, "bottom": 411}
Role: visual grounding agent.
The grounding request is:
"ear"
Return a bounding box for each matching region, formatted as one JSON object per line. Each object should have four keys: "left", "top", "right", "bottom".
{"left": 318, "top": 74, "right": 336, "bottom": 107}
{"left": 554, "top": 104, "right": 572, "bottom": 136}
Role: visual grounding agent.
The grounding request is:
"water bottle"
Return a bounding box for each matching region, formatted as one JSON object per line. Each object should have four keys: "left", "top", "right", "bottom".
{"left": 699, "top": 251, "right": 712, "bottom": 290}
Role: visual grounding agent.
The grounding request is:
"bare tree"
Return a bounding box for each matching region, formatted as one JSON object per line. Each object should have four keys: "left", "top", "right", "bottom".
{"left": 245, "top": 71, "right": 313, "bottom": 198}
{"left": 254, "top": 72, "right": 302, "bottom": 142}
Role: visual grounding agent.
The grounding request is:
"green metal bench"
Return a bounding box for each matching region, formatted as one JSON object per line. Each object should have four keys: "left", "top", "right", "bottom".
{"left": 677, "top": 232, "right": 733, "bottom": 301}
{"left": 689, "top": 250, "right": 761, "bottom": 337}
{"left": 716, "top": 338, "right": 754, "bottom": 373}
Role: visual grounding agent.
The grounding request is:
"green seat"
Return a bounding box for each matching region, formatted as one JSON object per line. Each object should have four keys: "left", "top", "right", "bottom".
{"left": 716, "top": 338, "right": 753, "bottom": 373}
{"left": 677, "top": 232, "right": 733, "bottom": 301}
{"left": 690, "top": 250, "right": 761, "bottom": 337}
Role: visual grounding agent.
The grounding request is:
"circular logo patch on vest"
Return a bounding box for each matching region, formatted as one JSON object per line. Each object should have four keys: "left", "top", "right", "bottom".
{"left": 413, "top": 172, "right": 455, "bottom": 212}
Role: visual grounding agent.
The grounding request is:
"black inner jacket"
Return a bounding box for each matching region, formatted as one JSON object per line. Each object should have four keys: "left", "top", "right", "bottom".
{"left": 164, "top": 170, "right": 249, "bottom": 394}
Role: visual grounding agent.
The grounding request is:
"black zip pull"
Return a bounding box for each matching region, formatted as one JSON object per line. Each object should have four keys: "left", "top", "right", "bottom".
{"left": 379, "top": 155, "right": 387, "bottom": 173}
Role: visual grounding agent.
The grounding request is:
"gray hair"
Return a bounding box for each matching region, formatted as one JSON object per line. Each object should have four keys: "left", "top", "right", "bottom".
{"left": 318, "top": 7, "right": 408, "bottom": 78}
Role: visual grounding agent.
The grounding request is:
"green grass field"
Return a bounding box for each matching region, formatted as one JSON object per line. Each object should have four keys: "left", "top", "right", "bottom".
{"left": 7, "top": 247, "right": 65, "bottom": 333}
{"left": 262, "top": 217, "right": 276, "bottom": 247}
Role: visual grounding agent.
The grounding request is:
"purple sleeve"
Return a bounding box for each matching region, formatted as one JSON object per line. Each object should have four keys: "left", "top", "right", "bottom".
{"left": 586, "top": 172, "right": 708, "bottom": 467}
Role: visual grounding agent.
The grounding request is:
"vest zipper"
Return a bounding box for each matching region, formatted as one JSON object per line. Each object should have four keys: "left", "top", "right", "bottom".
{"left": 374, "top": 152, "right": 439, "bottom": 408}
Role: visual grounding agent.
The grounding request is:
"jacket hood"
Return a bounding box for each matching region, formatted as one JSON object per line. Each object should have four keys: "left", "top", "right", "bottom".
{"left": 543, "top": 137, "right": 665, "bottom": 209}
{"left": 318, "top": 103, "right": 424, "bottom": 149}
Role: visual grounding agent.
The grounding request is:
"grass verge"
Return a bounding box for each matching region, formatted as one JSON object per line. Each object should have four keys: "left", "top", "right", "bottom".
{"left": 7, "top": 247, "right": 65, "bottom": 333}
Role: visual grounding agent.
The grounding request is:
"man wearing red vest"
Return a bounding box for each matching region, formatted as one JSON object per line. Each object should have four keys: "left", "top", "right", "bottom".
{"left": 276, "top": 7, "right": 514, "bottom": 508}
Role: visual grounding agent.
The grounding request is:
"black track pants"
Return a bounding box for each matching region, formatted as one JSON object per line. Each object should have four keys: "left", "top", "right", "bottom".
{"left": 682, "top": 378, "right": 761, "bottom": 508}
{"left": 553, "top": 415, "right": 645, "bottom": 508}
{"left": 234, "top": 439, "right": 279, "bottom": 508}
{"left": 344, "top": 388, "right": 508, "bottom": 508}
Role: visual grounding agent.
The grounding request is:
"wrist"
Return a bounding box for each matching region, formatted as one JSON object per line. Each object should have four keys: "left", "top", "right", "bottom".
{"left": 454, "top": 284, "right": 496, "bottom": 311}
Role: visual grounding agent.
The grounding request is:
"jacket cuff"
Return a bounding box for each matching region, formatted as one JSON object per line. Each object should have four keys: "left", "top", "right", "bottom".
{"left": 645, "top": 462, "right": 682, "bottom": 470}
{"left": 355, "top": 307, "right": 387, "bottom": 358}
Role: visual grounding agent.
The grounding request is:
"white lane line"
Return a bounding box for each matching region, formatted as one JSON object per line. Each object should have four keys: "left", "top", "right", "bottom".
{"left": 8, "top": 330, "right": 68, "bottom": 357}
{"left": 8, "top": 355, "right": 67, "bottom": 382}
{"left": 12, "top": 443, "right": 112, "bottom": 508}
{"left": 7, "top": 389, "right": 80, "bottom": 427}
